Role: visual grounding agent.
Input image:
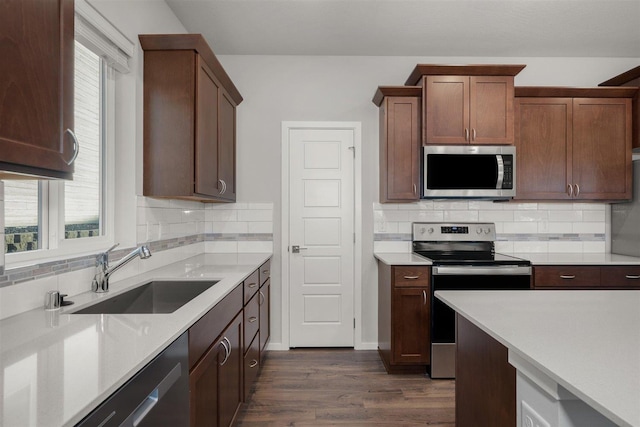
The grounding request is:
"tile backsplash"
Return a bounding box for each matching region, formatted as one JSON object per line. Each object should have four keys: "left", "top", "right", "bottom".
{"left": 374, "top": 200, "right": 608, "bottom": 253}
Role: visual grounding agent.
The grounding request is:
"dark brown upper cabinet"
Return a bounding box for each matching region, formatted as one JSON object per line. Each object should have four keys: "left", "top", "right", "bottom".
{"left": 405, "top": 65, "right": 525, "bottom": 145}
{"left": 140, "top": 34, "right": 242, "bottom": 202}
{"left": 599, "top": 65, "right": 640, "bottom": 151}
{"left": 373, "top": 86, "right": 421, "bottom": 202}
{"left": 515, "top": 87, "right": 635, "bottom": 201}
{"left": 0, "top": 0, "right": 77, "bottom": 180}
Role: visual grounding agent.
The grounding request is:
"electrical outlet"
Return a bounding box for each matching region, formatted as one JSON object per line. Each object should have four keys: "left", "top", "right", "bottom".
{"left": 522, "top": 400, "right": 551, "bottom": 427}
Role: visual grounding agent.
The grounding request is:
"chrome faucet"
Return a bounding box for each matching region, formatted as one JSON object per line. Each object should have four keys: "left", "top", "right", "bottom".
{"left": 92, "top": 244, "right": 152, "bottom": 293}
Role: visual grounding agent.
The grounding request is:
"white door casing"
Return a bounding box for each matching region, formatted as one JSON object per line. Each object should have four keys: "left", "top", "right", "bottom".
{"left": 281, "top": 122, "right": 362, "bottom": 349}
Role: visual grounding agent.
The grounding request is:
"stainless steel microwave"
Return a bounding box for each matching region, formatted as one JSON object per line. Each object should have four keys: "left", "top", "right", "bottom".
{"left": 422, "top": 145, "right": 516, "bottom": 199}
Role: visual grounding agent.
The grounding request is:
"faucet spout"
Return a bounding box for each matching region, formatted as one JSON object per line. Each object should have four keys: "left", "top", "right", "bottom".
{"left": 92, "top": 245, "right": 152, "bottom": 293}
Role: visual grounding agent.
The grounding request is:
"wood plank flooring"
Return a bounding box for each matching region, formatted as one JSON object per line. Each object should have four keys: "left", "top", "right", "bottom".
{"left": 236, "top": 349, "right": 455, "bottom": 426}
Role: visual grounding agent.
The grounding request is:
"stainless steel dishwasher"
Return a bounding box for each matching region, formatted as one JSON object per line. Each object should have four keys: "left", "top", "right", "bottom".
{"left": 75, "top": 332, "right": 189, "bottom": 427}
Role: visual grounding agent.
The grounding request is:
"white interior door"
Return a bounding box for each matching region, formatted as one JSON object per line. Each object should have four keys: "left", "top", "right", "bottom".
{"left": 288, "top": 128, "right": 355, "bottom": 347}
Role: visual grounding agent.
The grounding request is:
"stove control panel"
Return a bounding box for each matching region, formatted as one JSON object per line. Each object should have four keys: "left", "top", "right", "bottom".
{"left": 413, "top": 222, "right": 496, "bottom": 242}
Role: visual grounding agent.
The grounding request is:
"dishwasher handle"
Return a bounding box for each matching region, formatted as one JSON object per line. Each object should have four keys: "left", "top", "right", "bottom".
{"left": 121, "top": 362, "right": 183, "bottom": 427}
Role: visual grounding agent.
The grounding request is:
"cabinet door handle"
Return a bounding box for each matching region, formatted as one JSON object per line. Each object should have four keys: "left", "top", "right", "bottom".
{"left": 625, "top": 275, "right": 640, "bottom": 279}
{"left": 574, "top": 184, "right": 580, "bottom": 197}
{"left": 259, "top": 290, "right": 265, "bottom": 305}
{"left": 249, "top": 316, "right": 258, "bottom": 323}
{"left": 413, "top": 183, "right": 417, "bottom": 195}
{"left": 64, "top": 129, "right": 80, "bottom": 166}
{"left": 422, "top": 289, "right": 427, "bottom": 305}
{"left": 560, "top": 275, "right": 576, "bottom": 279}
{"left": 219, "top": 339, "right": 230, "bottom": 366}
{"left": 403, "top": 275, "right": 420, "bottom": 280}
{"left": 249, "top": 359, "right": 258, "bottom": 368}
{"left": 567, "top": 184, "right": 573, "bottom": 197}
{"left": 464, "top": 128, "right": 469, "bottom": 141}
{"left": 472, "top": 128, "right": 476, "bottom": 141}
{"left": 262, "top": 269, "right": 269, "bottom": 275}
{"left": 248, "top": 282, "right": 258, "bottom": 289}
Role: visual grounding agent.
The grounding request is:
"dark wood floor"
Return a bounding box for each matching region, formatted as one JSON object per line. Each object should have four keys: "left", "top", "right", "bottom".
{"left": 236, "top": 349, "right": 455, "bottom": 426}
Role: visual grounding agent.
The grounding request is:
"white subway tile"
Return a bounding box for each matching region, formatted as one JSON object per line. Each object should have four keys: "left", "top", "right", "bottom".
{"left": 205, "top": 241, "right": 239, "bottom": 253}
{"left": 238, "top": 241, "right": 273, "bottom": 253}
{"left": 572, "top": 222, "right": 605, "bottom": 234}
{"left": 583, "top": 241, "right": 606, "bottom": 253}
{"left": 408, "top": 210, "right": 444, "bottom": 222}
{"left": 210, "top": 221, "right": 248, "bottom": 233}
{"left": 434, "top": 201, "right": 469, "bottom": 210}
{"left": 374, "top": 221, "right": 398, "bottom": 233}
{"left": 548, "top": 241, "right": 583, "bottom": 253}
{"left": 503, "top": 222, "right": 538, "bottom": 234}
{"left": 510, "top": 202, "right": 539, "bottom": 210}
{"left": 513, "top": 241, "right": 549, "bottom": 253}
{"left": 539, "top": 222, "right": 572, "bottom": 233}
{"left": 0, "top": 276, "right": 57, "bottom": 320}
{"left": 469, "top": 200, "right": 503, "bottom": 210}
{"left": 549, "top": 210, "right": 583, "bottom": 222}
{"left": 404, "top": 201, "right": 435, "bottom": 210}
{"left": 374, "top": 241, "right": 411, "bottom": 253}
{"left": 210, "top": 210, "right": 238, "bottom": 222}
{"left": 583, "top": 210, "right": 606, "bottom": 222}
{"left": 378, "top": 210, "right": 409, "bottom": 222}
{"left": 237, "top": 209, "right": 272, "bottom": 222}
{"left": 248, "top": 202, "right": 274, "bottom": 210}
{"left": 248, "top": 222, "right": 273, "bottom": 233}
{"left": 514, "top": 210, "right": 548, "bottom": 222}
{"left": 398, "top": 222, "right": 413, "bottom": 234}
{"left": 495, "top": 241, "right": 514, "bottom": 253}
{"left": 538, "top": 203, "right": 569, "bottom": 211}
{"left": 575, "top": 203, "right": 606, "bottom": 211}
{"left": 373, "top": 202, "right": 400, "bottom": 210}
{"left": 479, "top": 210, "right": 515, "bottom": 222}
{"left": 444, "top": 210, "right": 479, "bottom": 222}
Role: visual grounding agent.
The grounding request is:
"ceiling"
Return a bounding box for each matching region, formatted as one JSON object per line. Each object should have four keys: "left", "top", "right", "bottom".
{"left": 165, "top": 0, "right": 640, "bottom": 57}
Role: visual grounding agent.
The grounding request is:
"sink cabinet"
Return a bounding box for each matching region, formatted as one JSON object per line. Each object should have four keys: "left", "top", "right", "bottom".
{"left": 373, "top": 86, "right": 421, "bottom": 202}
{"left": 139, "top": 34, "right": 242, "bottom": 202}
{"left": 405, "top": 65, "right": 525, "bottom": 146}
{"left": 515, "top": 87, "right": 634, "bottom": 201}
{"left": 0, "top": 0, "right": 76, "bottom": 180}
{"left": 378, "top": 263, "right": 430, "bottom": 373}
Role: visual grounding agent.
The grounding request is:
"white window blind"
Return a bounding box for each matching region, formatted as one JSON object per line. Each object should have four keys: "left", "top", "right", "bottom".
{"left": 75, "top": 0, "right": 134, "bottom": 73}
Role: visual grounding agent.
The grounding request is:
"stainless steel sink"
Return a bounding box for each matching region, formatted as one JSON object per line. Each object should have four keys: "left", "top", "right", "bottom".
{"left": 72, "top": 280, "right": 219, "bottom": 314}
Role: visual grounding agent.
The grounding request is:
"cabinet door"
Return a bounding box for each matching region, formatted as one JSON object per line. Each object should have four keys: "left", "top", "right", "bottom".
{"left": 259, "top": 279, "right": 271, "bottom": 355}
{"left": 217, "top": 90, "right": 236, "bottom": 201}
{"left": 572, "top": 98, "right": 632, "bottom": 200}
{"left": 380, "top": 96, "right": 420, "bottom": 201}
{"left": 195, "top": 57, "right": 220, "bottom": 197}
{"left": 514, "top": 98, "right": 572, "bottom": 200}
{"left": 0, "top": 0, "right": 75, "bottom": 179}
{"left": 190, "top": 335, "right": 223, "bottom": 427}
{"left": 425, "top": 76, "right": 469, "bottom": 144}
{"left": 392, "top": 287, "right": 430, "bottom": 364}
{"left": 190, "top": 313, "right": 243, "bottom": 427}
{"left": 218, "top": 313, "right": 242, "bottom": 427}
{"left": 470, "top": 76, "right": 514, "bottom": 145}
{"left": 533, "top": 265, "right": 601, "bottom": 289}
{"left": 602, "top": 266, "right": 640, "bottom": 289}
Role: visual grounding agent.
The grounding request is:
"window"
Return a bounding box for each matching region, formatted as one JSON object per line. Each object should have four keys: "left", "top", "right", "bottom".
{"left": 3, "top": 1, "right": 132, "bottom": 263}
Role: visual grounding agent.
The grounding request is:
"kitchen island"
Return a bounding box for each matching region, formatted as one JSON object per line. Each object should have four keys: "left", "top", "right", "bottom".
{"left": 436, "top": 289, "right": 640, "bottom": 427}
{"left": 0, "top": 253, "right": 271, "bottom": 427}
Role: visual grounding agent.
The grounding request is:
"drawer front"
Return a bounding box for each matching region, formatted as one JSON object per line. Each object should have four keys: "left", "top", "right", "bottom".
{"left": 393, "top": 266, "right": 430, "bottom": 288}
{"left": 244, "top": 292, "right": 260, "bottom": 352}
{"left": 259, "top": 259, "right": 271, "bottom": 285}
{"left": 243, "top": 269, "right": 260, "bottom": 305}
{"left": 189, "top": 284, "right": 242, "bottom": 369}
{"left": 534, "top": 266, "right": 601, "bottom": 288}
{"left": 243, "top": 334, "right": 261, "bottom": 401}
{"left": 602, "top": 266, "right": 640, "bottom": 288}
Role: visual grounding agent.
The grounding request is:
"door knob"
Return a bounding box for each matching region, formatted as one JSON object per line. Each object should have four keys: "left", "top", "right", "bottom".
{"left": 291, "top": 245, "right": 308, "bottom": 253}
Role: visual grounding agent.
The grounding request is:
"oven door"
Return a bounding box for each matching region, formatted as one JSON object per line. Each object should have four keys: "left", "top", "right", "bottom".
{"left": 429, "top": 265, "right": 531, "bottom": 379}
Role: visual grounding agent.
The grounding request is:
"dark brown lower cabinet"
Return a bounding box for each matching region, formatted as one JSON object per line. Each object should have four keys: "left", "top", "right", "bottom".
{"left": 378, "top": 263, "right": 430, "bottom": 373}
{"left": 456, "top": 314, "right": 515, "bottom": 427}
{"left": 190, "top": 312, "right": 243, "bottom": 427}
{"left": 534, "top": 265, "right": 640, "bottom": 289}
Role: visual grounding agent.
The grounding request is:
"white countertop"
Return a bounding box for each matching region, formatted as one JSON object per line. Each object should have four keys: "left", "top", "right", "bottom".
{"left": 374, "top": 252, "right": 432, "bottom": 265}
{"left": 0, "top": 253, "right": 271, "bottom": 427}
{"left": 435, "top": 290, "right": 640, "bottom": 427}
{"left": 374, "top": 251, "right": 640, "bottom": 266}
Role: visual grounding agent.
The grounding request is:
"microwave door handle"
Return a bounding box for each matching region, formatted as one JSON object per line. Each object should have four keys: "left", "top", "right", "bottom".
{"left": 496, "top": 155, "right": 504, "bottom": 189}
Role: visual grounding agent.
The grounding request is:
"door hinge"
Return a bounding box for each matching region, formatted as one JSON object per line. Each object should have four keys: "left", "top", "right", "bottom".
{"left": 353, "top": 318, "right": 356, "bottom": 329}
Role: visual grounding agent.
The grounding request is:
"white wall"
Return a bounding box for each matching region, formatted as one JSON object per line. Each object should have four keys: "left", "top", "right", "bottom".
{"left": 216, "top": 55, "right": 640, "bottom": 346}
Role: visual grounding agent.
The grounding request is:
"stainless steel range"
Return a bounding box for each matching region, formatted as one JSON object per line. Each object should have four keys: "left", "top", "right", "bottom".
{"left": 412, "top": 222, "right": 531, "bottom": 379}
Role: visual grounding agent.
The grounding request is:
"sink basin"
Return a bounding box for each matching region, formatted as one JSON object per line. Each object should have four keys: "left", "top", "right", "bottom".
{"left": 72, "top": 280, "right": 219, "bottom": 314}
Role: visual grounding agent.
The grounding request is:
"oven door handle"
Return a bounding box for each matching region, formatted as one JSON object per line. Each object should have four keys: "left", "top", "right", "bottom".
{"left": 432, "top": 265, "right": 532, "bottom": 276}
